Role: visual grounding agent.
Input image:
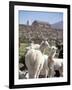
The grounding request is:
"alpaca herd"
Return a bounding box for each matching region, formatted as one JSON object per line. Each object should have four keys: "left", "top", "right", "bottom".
{"left": 19, "top": 40, "right": 63, "bottom": 79}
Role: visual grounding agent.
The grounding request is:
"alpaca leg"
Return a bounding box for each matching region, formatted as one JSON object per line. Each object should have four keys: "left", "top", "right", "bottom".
{"left": 36, "top": 64, "right": 43, "bottom": 78}
{"left": 36, "top": 67, "right": 41, "bottom": 78}
{"left": 34, "top": 69, "right": 39, "bottom": 78}
{"left": 33, "top": 66, "right": 40, "bottom": 78}
{"left": 49, "top": 69, "right": 55, "bottom": 77}
{"left": 59, "top": 71, "right": 63, "bottom": 77}
{"left": 29, "top": 74, "right": 32, "bottom": 78}
{"left": 36, "top": 69, "right": 42, "bottom": 78}
{"left": 29, "top": 70, "right": 37, "bottom": 78}
{"left": 59, "top": 66, "right": 63, "bottom": 77}
{"left": 48, "top": 63, "right": 55, "bottom": 77}
{"left": 45, "top": 67, "right": 49, "bottom": 78}
{"left": 28, "top": 69, "right": 33, "bottom": 78}
{"left": 28, "top": 67, "right": 36, "bottom": 78}
{"left": 45, "top": 69, "right": 48, "bottom": 78}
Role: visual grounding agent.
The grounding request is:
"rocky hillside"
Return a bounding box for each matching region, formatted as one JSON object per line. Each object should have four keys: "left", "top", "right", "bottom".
{"left": 51, "top": 21, "right": 63, "bottom": 30}
{"left": 19, "top": 20, "right": 63, "bottom": 44}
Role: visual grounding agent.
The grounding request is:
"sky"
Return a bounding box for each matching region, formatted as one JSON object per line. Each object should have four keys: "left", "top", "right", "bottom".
{"left": 19, "top": 10, "right": 63, "bottom": 25}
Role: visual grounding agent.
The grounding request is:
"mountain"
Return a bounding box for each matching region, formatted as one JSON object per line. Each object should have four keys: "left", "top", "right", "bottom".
{"left": 19, "top": 20, "right": 63, "bottom": 44}
{"left": 51, "top": 21, "right": 63, "bottom": 30}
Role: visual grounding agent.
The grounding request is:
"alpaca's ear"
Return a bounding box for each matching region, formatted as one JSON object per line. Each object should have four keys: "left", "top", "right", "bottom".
{"left": 41, "top": 41, "right": 44, "bottom": 43}
{"left": 40, "top": 41, "right": 44, "bottom": 45}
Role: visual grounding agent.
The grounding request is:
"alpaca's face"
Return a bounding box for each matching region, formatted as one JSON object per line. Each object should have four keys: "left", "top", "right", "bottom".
{"left": 43, "top": 41, "right": 50, "bottom": 48}
{"left": 49, "top": 46, "right": 57, "bottom": 57}
{"left": 51, "top": 46, "right": 57, "bottom": 53}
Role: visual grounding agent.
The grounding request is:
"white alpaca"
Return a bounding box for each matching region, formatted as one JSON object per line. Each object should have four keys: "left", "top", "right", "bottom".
{"left": 46, "top": 46, "right": 63, "bottom": 77}
{"left": 25, "top": 40, "right": 49, "bottom": 78}
{"left": 40, "top": 46, "right": 59, "bottom": 77}
{"left": 48, "top": 58, "right": 63, "bottom": 77}
{"left": 52, "top": 58, "right": 63, "bottom": 77}
{"left": 48, "top": 46, "right": 63, "bottom": 77}
{"left": 25, "top": 49, "right": 44, "bottom": 78}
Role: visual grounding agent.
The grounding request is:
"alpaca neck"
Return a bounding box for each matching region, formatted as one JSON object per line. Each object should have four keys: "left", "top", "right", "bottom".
{"left": 49, "top": 50, "right": 56, "bottom": 58}
{"left": 52, "top": 51, "right": 56, "bottom": 58}
{"left": 39, "top": 46, "right": 45, "bottom": 54}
